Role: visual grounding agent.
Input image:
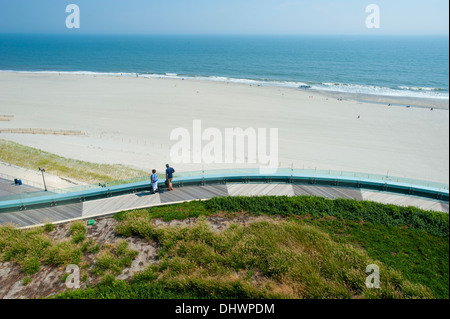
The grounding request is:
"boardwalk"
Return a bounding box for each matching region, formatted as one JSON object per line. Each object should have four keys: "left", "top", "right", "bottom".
{"left": 0, "top": 183, "right": 447, "bottom": 228}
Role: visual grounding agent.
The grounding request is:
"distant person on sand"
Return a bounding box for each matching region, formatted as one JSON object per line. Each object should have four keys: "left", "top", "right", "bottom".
{"left": 151, "top": 169, "right": 158, "bottom": 193}
{"left": 165, "top": 164, "right": 175, "bottom": 191}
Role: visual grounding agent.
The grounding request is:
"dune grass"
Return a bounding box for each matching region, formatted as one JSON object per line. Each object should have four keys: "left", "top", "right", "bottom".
{"left": 204, "top": 196, "right": 449, "bottom": 237}
{"left": 1, "top": 196, "right": 447, "bottom": 299}
{"left": 199, "top": 196, "right": 449, "bottom": 297}
{"left": 58, "top": 196, "right": 448, "bottom": 299}
{"left": 0, "top": 139, "right": 147, "bottom": 184}
{"left": 0, "top": 224, "right": 81, "bottom": 274}
{"left": 299, "top": 216, "right": 449, "bottom": 299}
{"left": 92, "top": 240, "right": 139, "bottom": 276}
{"left": 58, "top": 214, "right": 434, "bottom": 299}
{"left": 0, "top": 220, "right": 137, "bottom": 281}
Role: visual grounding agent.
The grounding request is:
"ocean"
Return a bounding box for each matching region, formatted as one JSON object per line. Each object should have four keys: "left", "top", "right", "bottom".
{"left": 0, "top": 34, "right": 448, "bottom": 99}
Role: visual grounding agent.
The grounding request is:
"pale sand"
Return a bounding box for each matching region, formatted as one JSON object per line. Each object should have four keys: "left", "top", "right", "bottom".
{"left": 0, "top": 71, "right": 448, "bottom": 185}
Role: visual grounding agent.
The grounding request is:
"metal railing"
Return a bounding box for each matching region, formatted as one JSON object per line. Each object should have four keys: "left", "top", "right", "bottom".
{"left": 0, "top": 168, "right": 448, "bottom": 214}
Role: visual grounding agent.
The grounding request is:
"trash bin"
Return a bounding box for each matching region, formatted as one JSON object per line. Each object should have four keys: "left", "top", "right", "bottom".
{"left": 18, "top": 179, "right": 22, "bottom": 185}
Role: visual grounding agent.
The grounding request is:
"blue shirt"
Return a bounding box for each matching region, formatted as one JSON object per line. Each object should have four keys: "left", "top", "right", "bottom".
{"left": 151, "top": 173, "right": 158, "bottom": 183}
{"left": 166, "top": 167, "right": 175, "bottom": 178}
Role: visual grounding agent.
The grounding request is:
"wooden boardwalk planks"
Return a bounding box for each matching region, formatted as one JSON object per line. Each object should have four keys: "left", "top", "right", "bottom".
{"left": 0, "top": 184, "right": 447, "bottom": 228}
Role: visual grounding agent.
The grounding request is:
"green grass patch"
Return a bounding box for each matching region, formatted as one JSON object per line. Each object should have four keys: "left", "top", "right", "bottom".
{"left": 92, "top": 241, "right": 138, "bottom": 276}
{"left": 109, "top": 196, "right": 449, "bottom": 299}
{"left": 108, "top": 196, "right": 449, "bottom": 298}
{"left": 59, "top": 218, "right": 434, "bottom": 299}
{"left": 55, "top": 276, "right": 201, "bottom": 299}
{"left": 21, "top": 256, "right": 41, "bottom": 275}
{"left": 43, "top": 223, "right": 55, "bottom": 233}
{"left": 2, "top": 195, "right": 447, "bottom": 299}
{"left": 1, "top": 222, "right": 93, "bottom": 274}
{"left": 69, "top": 221, "right": 87, "bottom": 244}
{"left": 296, "top": 216, "right": 449, "bottom": 298}
{"left": 204, "top": 196, "right": 449, "bottom": 237}
{"left": 69, "top": 221, "right": 86, "bottom": 236}
{"left": 0, "top": 226, "right": 52, "bottom": 275}
{"left": 22, "top": 276, "right": 32, "bottom": 286}
{"left": 0, "top": 139, "right": 147, "bottom": 183}
{"left": 202, "top": 196, "right": 449, "bottom": 298}
{"left": 114, "top": 201, "right": 211, "bottom": 223}
{"left": 44, "top": 242, "right": 83, "bottom": 266}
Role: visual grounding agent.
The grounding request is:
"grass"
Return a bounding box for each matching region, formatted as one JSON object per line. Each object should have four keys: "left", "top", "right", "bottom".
{"left": 114, "top": 200, "right": 212, "bottom": 223}
{"left": 0, "top": 226, "right": 52, "bottom": 274}
{"left": 43, "top": 223, "right": 55, "bottom": 233}
{"left": 1, "top": 196, "right": 447, "bottom": 299}
{"left": 0, "top": 221, "right": 139, "bottom": 292}
{"left": 204, "top": 196, "right": 449, "bottom": 237}
{"left": 56, "top": 275, "right": 202, "bottom": 299}
{"left": 22, "top": 276, "right": 31, "bottom": 286}
{"left": 58, "top": 216, "right": 434, "bottom": 299}
{"left": 0, "top": 139, "right": 147, "bottom": 184}
{"left": 296, "top": 216, "right": 449, "bottom": 299}
{"left": 200, "top": 196, "right": 449, "bottom": 297}
{"left": 0, "top": 220, "right": 136, "bottom": 278}
{"left": 59, "top": 196, "right": 449, "bottom": 299}
{"left": 69, "top": 221, "right": 87, "bottom": 244}
{"left": 114, "top": 198, "right": 449, "bottom": 299}
{"left": 92, "top": 241, "right": 139, "bottom": 276}
{"left": 69, "top": 221, "right": 86, "bottom": 235}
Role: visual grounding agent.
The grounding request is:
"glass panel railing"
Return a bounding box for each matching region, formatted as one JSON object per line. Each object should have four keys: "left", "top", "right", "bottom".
{"left": 0, "top": 167, "right": 448, "bottom": 205}
{"left": 172, "top": 168, "right": 449, "bottom": 190}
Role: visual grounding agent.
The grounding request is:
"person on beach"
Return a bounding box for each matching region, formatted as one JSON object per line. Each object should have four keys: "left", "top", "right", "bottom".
{"left": 165, "top": 164, "right": 175, "bottom": 191}
{"left": 151, "top": 169, "right": 158, "bottom": 193}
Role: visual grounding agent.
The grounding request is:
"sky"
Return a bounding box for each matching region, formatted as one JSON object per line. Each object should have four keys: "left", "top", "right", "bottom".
{"left": 0, "top": 0, "right": 448, "bottom": 35}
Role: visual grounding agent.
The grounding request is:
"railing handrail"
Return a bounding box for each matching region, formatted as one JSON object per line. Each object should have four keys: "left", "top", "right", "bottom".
{"left": 0, "top": 170, "right": 448, "bottom": 214}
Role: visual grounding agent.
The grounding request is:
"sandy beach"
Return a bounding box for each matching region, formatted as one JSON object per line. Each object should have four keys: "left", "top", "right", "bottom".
{"left": 0, "top": 71, "right": 448, "bottom": 186}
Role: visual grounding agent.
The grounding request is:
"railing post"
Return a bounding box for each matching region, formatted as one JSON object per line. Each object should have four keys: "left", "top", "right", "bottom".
{"left": 38, "top": 167, "right": 47, "bottom": 192}
{"left": 202, "top": 166, "right": 205, "bottom": 186}
{"left": 290, "top": 163, "right": 294, "bottom": 184}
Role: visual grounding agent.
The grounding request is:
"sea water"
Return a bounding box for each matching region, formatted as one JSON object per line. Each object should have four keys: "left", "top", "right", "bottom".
{"left": 0, "top": 34, "right": 448, "bottom": 99}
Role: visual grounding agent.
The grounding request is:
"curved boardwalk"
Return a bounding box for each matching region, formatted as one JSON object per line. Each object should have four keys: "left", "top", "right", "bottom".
{"left": 0, "top": 183, "right": 448, "bottom": 228}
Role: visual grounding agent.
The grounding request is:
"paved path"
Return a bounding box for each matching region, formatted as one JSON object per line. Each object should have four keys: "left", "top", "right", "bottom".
{"left": 0, "top": 183, "right": 447, "bottom": 228}
{"left": 0, "top": 177, "right": 41, "bottom": 197}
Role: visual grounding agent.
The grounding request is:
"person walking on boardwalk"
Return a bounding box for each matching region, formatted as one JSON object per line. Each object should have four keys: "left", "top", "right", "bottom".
{"left": 165, "top": 164, "right": 175, "bottom": 191}
{"left": 151, "top": 169, "right": 158, "bottom": 194}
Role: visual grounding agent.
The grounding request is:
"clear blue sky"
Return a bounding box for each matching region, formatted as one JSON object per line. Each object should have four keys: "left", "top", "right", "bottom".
{"left": 0, "top": 0, "right": 448, "bottom": 35}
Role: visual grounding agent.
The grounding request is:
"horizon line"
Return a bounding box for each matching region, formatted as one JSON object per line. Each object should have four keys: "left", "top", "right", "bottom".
{"left": 0, "top": 32, "right": 449, "bottom": 37}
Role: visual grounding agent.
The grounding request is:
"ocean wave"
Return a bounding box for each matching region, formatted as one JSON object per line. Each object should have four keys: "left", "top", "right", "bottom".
{"left": 139, "top": 72, "right": 311, "bottom": 88}
{"left": 398, "top": 86, "right": 446, "bottom": 92}
{"left": 1, "top": 69, "right": 448, "bottom": 100}
{"left": 0, "top": 70, "right": 139, "bottom": 77}
{"left": 315, "top": 82, "right": 449, "bottom": 99}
